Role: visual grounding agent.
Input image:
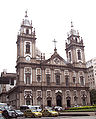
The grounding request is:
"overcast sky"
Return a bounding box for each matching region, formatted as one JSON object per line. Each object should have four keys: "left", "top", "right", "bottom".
{"left": 0, "top": 0, "right": 96, "bottom": 73}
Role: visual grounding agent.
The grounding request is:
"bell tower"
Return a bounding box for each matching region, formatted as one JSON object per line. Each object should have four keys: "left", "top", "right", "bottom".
{"left": 16, "top": 11, "right": 37, "bottom": 85}
{"left": 17, "top": 11, "right": 36, "bottom": 61}
{"left": 65, "top": 22, "right": 86, "bottom": 68}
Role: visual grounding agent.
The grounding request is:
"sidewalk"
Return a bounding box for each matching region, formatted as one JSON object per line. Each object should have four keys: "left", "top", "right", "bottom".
{"left": 59, "top": 112, "right": 96, "bottom": 116}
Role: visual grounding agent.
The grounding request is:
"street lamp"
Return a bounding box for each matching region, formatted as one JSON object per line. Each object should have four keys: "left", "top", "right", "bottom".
{"left": 40, "top": 53, "right": 43, "bottom": 109}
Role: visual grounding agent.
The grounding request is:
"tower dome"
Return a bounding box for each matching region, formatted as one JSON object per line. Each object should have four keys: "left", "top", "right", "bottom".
{"left": 22, "top": 11, "right": 32, "bottom": 26}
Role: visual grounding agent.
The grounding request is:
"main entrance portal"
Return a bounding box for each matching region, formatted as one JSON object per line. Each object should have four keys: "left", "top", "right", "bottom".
{"left": 56, "top": 95, "right": 62, "bottom": 106}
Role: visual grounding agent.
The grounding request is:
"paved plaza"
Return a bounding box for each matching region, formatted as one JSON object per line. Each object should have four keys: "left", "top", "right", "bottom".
{"left": 15, "top": 116, "right": 96, "bottom": 119}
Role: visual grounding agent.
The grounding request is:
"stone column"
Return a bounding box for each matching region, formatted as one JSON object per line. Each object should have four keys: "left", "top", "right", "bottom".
{"left": 33, "top": 90, "right": 36, "bottom": 105}
{"left": 52, "top": 90, "right": 56, "bottom": 107}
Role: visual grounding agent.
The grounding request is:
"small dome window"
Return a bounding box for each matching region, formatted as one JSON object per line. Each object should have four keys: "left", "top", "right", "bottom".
{"left": 26, "top": 29, "right": 29, "bottom": 34}
{"left": 77, "top": 50, "right": 81, "bottom": 60}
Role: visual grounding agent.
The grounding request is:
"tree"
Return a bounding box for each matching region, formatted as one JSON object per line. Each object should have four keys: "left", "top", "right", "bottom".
{"left": 90, "top": 89, "right": 96, "bottom": 105}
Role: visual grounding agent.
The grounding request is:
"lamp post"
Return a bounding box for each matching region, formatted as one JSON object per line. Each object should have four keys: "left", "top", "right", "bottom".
{"left": 40, "top": 53, "right": 43, "bottom": 109}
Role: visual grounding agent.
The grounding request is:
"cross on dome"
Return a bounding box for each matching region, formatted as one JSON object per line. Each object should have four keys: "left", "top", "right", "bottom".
{"left": 25, "top": 10, "right": 28, "bottom": 18}
{"left": 71, "top": 21, "right": 73, "bottom": 28}
{"left": 53, "top": 39, "right": 57, "bottom": 52}
{"left": 53, "top": 39, "right": 57, "bottom": 49}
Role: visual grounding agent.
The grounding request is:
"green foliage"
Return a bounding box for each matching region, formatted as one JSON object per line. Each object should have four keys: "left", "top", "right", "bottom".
{"left": 64, "top": 105, "right": 96, "bottom": 112}
{"left": 90, "top": 89, "right": 96, "bottom": 105}
{"left": 93, "top": 104, "right": 96, "bottom": 106}
{"left": 69, "top": 106, "right": 94, "bottom": 110}
{"left": 63, "top": 108, "right": 96, "bottom": 112}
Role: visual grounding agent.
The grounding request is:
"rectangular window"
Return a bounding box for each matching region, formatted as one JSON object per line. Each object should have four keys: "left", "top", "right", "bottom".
{"left": 65, "top": 76, "right": 69, "bottom": 86}
{"left": 26, "top": 74, "right": 31, "bottom": 84}
{"left": 80, "top": 76, "right": 84, "bottom": 86}
{"left": 36, "top": 68, "right": 41, "bottom": 82}
{"left": 37, "top": 75, "right": 41, "bottom": 82}
{"left": 77, "top": 50, "right": 81, "bottom": 60}
{"left": 69, "top": 52, "right": 71, "bottom": 62}
{"left": 37, "top": 68, "right": 41, "bottom": 74}
{"left": 56, "top": 75, "right": 60, "bottom": 85}
{"left": 10, "top": 79, "right": 14, "bottom": 85}
{"left": 46, "top": 74, "right": 50, "bottom": 85}
{"left": 26, "top": 42, "right": 30, "bottom": 54}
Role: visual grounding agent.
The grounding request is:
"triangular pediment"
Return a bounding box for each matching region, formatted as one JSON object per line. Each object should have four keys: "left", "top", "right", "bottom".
{"left": 44, "top": 52, "right": 67, "bottom": 66}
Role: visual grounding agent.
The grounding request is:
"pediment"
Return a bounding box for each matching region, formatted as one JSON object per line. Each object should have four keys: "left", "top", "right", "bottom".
{"left": 44, "top": 52, "right": 67, "bottom": 66}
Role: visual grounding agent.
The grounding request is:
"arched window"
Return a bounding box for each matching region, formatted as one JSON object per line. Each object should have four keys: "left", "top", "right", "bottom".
{"left": 77, "top": 50, "right": 81, "bottom": 60}
{"left": 26, "top": 42, "right": 30, "bottom": 54}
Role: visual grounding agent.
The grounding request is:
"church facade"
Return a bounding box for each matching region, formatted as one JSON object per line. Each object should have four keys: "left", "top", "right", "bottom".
{"left": 7, "top": 12, "right": 90, "bottom": 109}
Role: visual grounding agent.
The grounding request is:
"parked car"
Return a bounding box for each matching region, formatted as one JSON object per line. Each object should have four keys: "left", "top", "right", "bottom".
{"left": 45, "top": 106, "right": 53, "bottom": 110}
{"left": 0, "top": 112, "right": 6, "bottom": 119}
{"left": 2, "top": 109, "right": 17, "bottom": 118}
{"left": 29, "top": 105, "right": 42, "bottom": 112}
{"left": 54, "top": 106, "right": 62, "bottom": 111}
{"left": 24, "top": 109, "right": 42, "bottom": 118}
{"left": 42, "top": 109, "right": 59, "bottom": 117}
{"left": 0, "top": 109, "right": 3, "bottom": 113}
{"left": 14, "top": 110, "right": 24, "bottom": 117}
{"left": 20, "top": 105, "right": 42, "bottom": 112}
{"left": 0, "top": 103, "right": 9, "bottom": 111}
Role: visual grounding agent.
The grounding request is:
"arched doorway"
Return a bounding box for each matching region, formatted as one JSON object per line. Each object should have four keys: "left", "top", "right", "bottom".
{"left": 26, "top": 99, "right": 30, "bottom": 105}
{"left": 66, "top": 97, "right": 71, "bottom": 107}
{"left": 56, "top": 95, "right": 62, "bottom": 106}
{"left": 82, "top": 97, "right": 86, "bottom": 106}
{"left": 74, "top": 96, "right": 78, "bottom": 106}
{"left": 67, "top": 100, "right": 71, "bottom": 107}
{"left": 47, "top": 97, "right": 52, "bottom": 107}
{"left": 47, "top": 100, "right": 51, "bottom": 107}
{"left": 37, "top": 97, "right": 42, "bottom": 106}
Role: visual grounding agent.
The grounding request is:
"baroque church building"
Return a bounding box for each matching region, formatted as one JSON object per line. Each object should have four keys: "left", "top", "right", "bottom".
{"left": 7, "top": 12, "right": 90, "bottom": 109}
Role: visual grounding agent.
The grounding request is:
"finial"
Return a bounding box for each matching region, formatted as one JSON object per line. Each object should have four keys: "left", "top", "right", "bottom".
{"left": 71, "top": 21, "right": 73, "bottom": 28}
{"left": 53, "top": 39, "right": 57, "bottom": 52}
{"left": 41, "top": 53, "right": 43, "bottom": 61}
{"left": 34, "top": 28, "right": 35, "bottom": 33}
{"left": 67, "top": 32, "right": 69, "bottom": 37}
{"left": 22, "top": 19, "right": 24, "bottom": 24}
{"left": 33, "top": 28, "right": 35, "bottom": 37}
{"left": 77, "top": 30, "right": 79, "bottom": 36}
{"left": 31, "top": 20, "right": 32, "bottom": 25}
{"left": 25, "top": 10, "right": 28, "bottom": 17}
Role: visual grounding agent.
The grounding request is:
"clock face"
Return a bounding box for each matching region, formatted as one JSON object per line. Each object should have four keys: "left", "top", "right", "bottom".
{"left": 54, "top": 58, "right": 60, "bottom": 64}
{"left": 26, "top": 56, "right": 31, "bottom": 61}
